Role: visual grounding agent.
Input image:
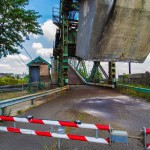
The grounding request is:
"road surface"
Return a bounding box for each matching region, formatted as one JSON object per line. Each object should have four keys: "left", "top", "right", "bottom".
{"left": 0, "top": 85, "right": 150, "bottom": 150}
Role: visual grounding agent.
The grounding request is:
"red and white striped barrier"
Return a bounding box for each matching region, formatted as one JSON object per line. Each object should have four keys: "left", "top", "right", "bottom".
{"left": 0, "top": 116, "right": 110, "bottom": 131}
{"left": 147, "top": 144, "right": 150, "bottom": 149}
{"left": 146, "top": 129, "right": 150, "bottom": 135}
{"left": 143, "top": 127, "right": 150, "bottom": 150}
{"left": 0, "top": 126, "right": 109, "bottom": 144}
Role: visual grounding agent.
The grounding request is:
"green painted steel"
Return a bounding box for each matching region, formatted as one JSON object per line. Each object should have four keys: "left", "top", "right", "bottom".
{"left": 88, "top": 62, "right": 104, "bottom": 83}
{"left": 76, "top": 59, "right": 88, "bottom": 81}
{"left": 109, "top": 62, "right": 116, "bottom": 85}
{"left": 27, "top": 56, "right": 52, "bottom": 68}
{"left": 52, "top": 0, "right": 79, "bottom": 86}
{"left": 117, "top": 84, "right": 150, "bottom": 94}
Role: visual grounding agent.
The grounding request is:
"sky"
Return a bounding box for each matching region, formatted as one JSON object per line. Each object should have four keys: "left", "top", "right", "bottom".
{"left": 0, "top": 0, "right": 149, "bottom": 76}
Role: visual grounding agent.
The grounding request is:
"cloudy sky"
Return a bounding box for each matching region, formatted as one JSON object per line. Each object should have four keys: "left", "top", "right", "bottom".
{"left": 0, "top": 0, "right": 149, "bottom": 76}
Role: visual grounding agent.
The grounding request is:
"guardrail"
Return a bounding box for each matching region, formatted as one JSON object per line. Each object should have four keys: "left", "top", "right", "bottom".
{"left": 0, "top": 86, "right": 69, "bottom": 115}
{"left": 0, "top": 84, "right": 27, "bottom": 93}
{"left": 117, "top": 84, "right": 150, "bottom": 94}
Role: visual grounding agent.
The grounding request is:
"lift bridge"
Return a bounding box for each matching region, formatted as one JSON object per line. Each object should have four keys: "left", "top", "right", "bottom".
{"left": 52, "top": 0, "right": 150, "bottom": 87}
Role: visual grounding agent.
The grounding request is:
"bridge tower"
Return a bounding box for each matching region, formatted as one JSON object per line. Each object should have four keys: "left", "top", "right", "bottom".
{"left": 52, "top": 0, "right": 79, "bottom": 86}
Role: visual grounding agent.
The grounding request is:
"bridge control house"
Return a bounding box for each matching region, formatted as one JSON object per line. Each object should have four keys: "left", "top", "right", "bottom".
{"left": 27, "top": 56, "right": 52, "bottom": 83}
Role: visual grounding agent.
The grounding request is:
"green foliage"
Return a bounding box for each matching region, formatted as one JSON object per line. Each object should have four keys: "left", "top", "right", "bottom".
{"left": 17, "top": 109, "right": 22, "bottom": 115}
{"left": 122, "top": 73, "right": 129, "bottom": 78}
{"left": 93, "top": 70, "right": 103, "bottom": 82}
{"left": 117, "top": 86, "right": 150, "bottom": 101}
{"left": 0, "top": 75, "right": 28, "bottom": 86}
{"left": 0, "top": 0, "right": 43, "bottom": 58}
{"left": 78, "top": 68, "right": 88, "bottom": 80}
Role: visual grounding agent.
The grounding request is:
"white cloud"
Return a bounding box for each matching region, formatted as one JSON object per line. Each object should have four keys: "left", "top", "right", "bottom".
{"left": 28, "top": 33, "right": 39, "bottom": 39}
{"left": 36, "top": 48, "right": 53, "bottom": 56}
{"left": 131, "top": 54, "right": 150, "bottom": 73}
{"left": 32, "top": 43, "right": 43, "bottom": 49}
{"left": 0, "top": 54, "right": 28, "bottom": 74}
{"left": 32, "top": 34, "right": 39, "bottom": 39}
{"left": 85, "top": 53, "right": 150, "bottom": 78}
{"left": 32, "top": 42, "right": 53, "bottom": 57}
{"left": 41, "top": 20, "right": 57, "bottom": 41}
{"left": 0, "top": 64, "right": 10, "bottom": 68}
{"left": 7, "top": 54, "right": 29, "bottom": 61}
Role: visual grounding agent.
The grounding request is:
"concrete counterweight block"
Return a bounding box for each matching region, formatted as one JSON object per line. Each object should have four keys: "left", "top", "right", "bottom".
{"left": 76, "top": 0, "right": 150, "bottom": 63}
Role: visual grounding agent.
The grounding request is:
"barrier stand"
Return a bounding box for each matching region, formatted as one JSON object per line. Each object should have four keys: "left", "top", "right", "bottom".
{"left": 57, "top": 126, "right": 65, "bottom": 150}
{"left": 96, "top": 129, "right": 98, "bottom": 138}
{"left": 14, "top": 122, "right": 16, "bottom": 128}
{"left": 50, "top": 125, "right": 54, "bottom": 133}
{"left": 143, "top": 127, "right": 150, "bottom": 150}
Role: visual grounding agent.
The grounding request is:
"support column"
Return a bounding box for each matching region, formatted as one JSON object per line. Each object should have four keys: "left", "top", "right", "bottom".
{"left": 59, "top": 0, "right": 69, "bottom": 86}
{"left": 129, "top": 62, "right": 131, "bottom": 74}
{"left": 89, "top": 61, "right": 101, "bottom": 83}
{"left": 109, "top": 62, "right": 116, "bottom": 87}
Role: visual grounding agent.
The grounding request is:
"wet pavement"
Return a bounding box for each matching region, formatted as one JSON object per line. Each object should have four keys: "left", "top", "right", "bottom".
{"left": 0, "top": 85, "right": 150, "bottom": 150}
{"left": 72, "top": 95, "right": 150, "bottom": 133}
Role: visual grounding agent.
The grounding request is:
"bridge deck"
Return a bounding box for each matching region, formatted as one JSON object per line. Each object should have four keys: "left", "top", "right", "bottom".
{"left": 0, "top": 85, "right": 149, "bottom": 149}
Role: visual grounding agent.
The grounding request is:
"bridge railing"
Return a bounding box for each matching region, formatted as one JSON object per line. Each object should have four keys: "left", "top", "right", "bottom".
{"left": 0, "top": 86, "right": 69, "bottom": 115}
{"left": 117, "top": 84, "right": 150, "bottom": 94}
{"left": 69, "top": 62, "right": 113, "bottom": 88}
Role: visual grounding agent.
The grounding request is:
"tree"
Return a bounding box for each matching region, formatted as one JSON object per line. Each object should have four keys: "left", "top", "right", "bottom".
{"left": 0, "top": 0, "right": 43, "bottom": 58}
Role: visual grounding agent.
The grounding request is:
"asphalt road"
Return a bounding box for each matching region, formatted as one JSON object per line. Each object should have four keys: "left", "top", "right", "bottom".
{"left": 0, "top": 85, "right": 150, "bottom": 150}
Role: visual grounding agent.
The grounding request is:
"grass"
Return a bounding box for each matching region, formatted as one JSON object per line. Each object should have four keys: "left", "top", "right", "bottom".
{"left": 65, "top": 127, "right": 71, "bottom": 133}
{"left": 17, "top": 109, "right": 22, "bottom": 115}
{"left": 0, "top": 91, "right": 28, "bottom": 101}
{"left": 117, "top": 87, "right": 150, "bottom": 101}
{"left": 77, "top": 112, "right": 86, "bottom": 121}
{"left": 43, "top": 141, "right": 57, "bottom": 150}
{"left": 117, "top": 81, "right": 150, "bottom": 88}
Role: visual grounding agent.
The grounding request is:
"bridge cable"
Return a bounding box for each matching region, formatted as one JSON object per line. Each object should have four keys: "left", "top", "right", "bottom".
{"left": 15, "top": 57, "right": 25, "bottom": 67}
{"left": 21, "top": 46, "right": 33, "bottom": 60}
{"left": 17, "top": 54, "right": 26, "bottom": 66}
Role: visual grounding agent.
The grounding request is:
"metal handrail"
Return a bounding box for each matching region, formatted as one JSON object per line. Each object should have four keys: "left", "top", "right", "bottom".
{"left": 69, "top": 63, "right": 112, "bottom": 88}
{"left": 117, "top": 84, "right": 150, "bottom": 94}
{"left": 0, "top": 86, "right": 68, "bottom": 109}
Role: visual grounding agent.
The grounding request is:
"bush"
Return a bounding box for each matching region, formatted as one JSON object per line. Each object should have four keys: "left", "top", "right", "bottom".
{"left": 0, "top": 75, "right": 28, "bottom": 86}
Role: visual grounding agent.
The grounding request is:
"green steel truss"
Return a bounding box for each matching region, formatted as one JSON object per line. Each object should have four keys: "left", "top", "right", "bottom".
{"left": 53, "top": 0, "right": 79, "bottom": 86}
{"left": 88, "top": 62, "right": 103, "bottom": 83}
{"left": 109, "top": 62, "right": 116, "bottom": 85}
